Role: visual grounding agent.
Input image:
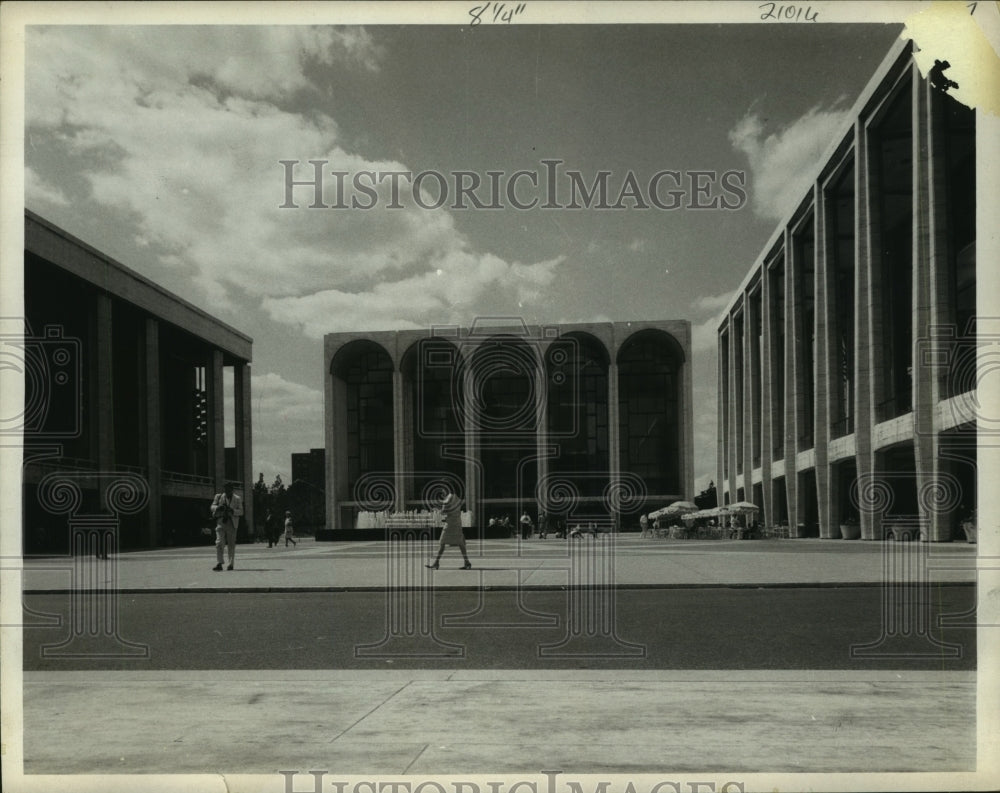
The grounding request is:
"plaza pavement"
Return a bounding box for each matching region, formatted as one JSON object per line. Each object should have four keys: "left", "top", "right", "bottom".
{"left": 9, "top": 537, "right": 988, "bottom": 786}
{"left": 18, "top": 534, "right": 980, "bottom": 592}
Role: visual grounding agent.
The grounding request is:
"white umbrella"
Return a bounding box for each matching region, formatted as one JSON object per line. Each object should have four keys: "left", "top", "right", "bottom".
{"left": 729, "top": 501, "right": 760, "bottom": 512}
{"left": 649, "top": 501, "right": 699, "bottom": 520}
{"left": 683, "top": 507, "right": 728, "bottom": 521}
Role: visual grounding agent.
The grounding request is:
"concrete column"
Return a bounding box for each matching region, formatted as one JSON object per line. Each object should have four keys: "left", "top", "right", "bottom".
{"left": 95, "top": 293, "right": 114, "bottom": 472}
{"left": 143, "top": 318, "right": 161, "bottom": 546}
{"left": 726, "top": 319, "right": 738, "bottom": 504}
{"left": 680, "top": 341, "right": 694, "bottom": 500}
{"left": 208, "top": 349, "right": 225, "bottom": 490}
{"left": 760, "top": 265, "right": 773, "bottom": 526}
{"left": 716, "top": 328, "right": 728, "bottom": 507}
{"left": 403, "top": 374, "right": 417, "bottom": 507}
{"left": 741, "top": 305, "right": 754, "bottom": 498}
{"left": 814, "top": 182, "right": 836, "bottom": 538}
{"left": 783, "top": 228, "right": 799, "bottom": 532}
{"left": 913, "top": 70, "right": 950, "bottom": 541}
{"left": 747, "top": 293, "right": 763, "bottom": 484}
{"left": 324, "top": 348, "right": 336, "bottom": 530}
{"left": 462, "top": 356, "right": 480, "bottom": 528}
{"left": 855, "top": 116, "right": 880, "bottom": 540}
{"left": 608, "top": 362, "right": 621, "bottom": 487}
{"left": 536, "top": 356, "right": 550, "bottom": 512}
{"left": 392, "top": 370, "right": 406, "bottom": 513}
{"left": 235, "top": 362, "right": 253, "bottom": 535}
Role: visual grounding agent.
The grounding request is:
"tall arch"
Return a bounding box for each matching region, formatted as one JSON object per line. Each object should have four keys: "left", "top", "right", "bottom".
{"left": 330, "top": 340, "right": 395, "bottom": 500}
{"left": 400, "top": 338, "right": 465, "bottom": 505}
{"left": 545, "top": 332, "right": 610, "bottom": 498}
{"left": 616, "top": 329, "right": 685, "bottom": 501}
{"left": 469, "top": 335, "right": 539, "bottom": 506}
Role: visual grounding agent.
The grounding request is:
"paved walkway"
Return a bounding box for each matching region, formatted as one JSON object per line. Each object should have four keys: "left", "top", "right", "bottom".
{"left": 6, "top": 538, "right": 989, "bottom": 787}
{"left": 18, "top": 536, "right": 980, "bottom": 591}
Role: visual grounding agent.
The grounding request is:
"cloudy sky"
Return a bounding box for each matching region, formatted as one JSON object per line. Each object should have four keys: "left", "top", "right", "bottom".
{"left": 19, "top": 7, "right": 907, "bottom": 489}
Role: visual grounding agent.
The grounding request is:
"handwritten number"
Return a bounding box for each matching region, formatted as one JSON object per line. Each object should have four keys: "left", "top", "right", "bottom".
{"left": 468, "top": 1, "right": 526, "bottom": 25}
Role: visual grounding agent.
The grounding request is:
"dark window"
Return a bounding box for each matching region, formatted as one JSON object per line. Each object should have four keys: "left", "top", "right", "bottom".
{"left": 794, "top": 217, "right": 816, "bottom": 449}
{"left": 409, "top": 339, "right": 464, "bottom": 499}
{"left": 720, "top": 330, "right": 730, "bottom": 477}
{"left": 546, "top": 335, "right": 609, "bottom": 497}
{"left": 750, "top": 291, "right": 763, "bottom": 467}
{"left": 768, "top": 257, "right": 785, "bottom": 459}
{"left": 474, "top": 337, "right": 537, "bottom": 501}
{"left": 943, "top": 96, "right": 976, "bottom": 398}
{"left": 618, "top": 331, "right": 681, "bottom": 496}
{"left": 828, "top": 157, "right": 856, "bottom": 438}
{"left": 734, "top": 314, "right": 744, "bottom": 473}
{"left": 344, "top": 349, "right": 394, "bottom": 492}
{"left": 873, "top": 81, "right": 913, "bottom": 421}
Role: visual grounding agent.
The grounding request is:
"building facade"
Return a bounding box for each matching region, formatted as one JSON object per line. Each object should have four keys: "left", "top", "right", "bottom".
{"left": 290, "top": 447, "right": 326, "bottom": 529}
{"left": 717, "top": 40, "right": 978, "bottom": 541}
{"left": 20, "top": 211, "right": 254, "bottom": 551}
{"left": 324, "top": 320, "right": 693, "bottom": 531}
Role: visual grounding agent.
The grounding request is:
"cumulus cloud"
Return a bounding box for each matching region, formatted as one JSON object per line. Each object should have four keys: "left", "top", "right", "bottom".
{"left": 264, "top": 252, "right": 564, "bottom": 337}
{"left": 688, "top": 290, "right": 734, "bottom": 352}
{"left": 691, "top": 291, "right": 734, "bottom": 314}
{"left": 25, "top": 26, "right": 562, "bottom": 326}
{"left": 250, "top": 372, "right": 325, "bottom": 478}
{"left": 728, "top": 103, "right": 850, "bottom": 222}
{"left": 25, "top": 166, "right": 69, "bottom": 207}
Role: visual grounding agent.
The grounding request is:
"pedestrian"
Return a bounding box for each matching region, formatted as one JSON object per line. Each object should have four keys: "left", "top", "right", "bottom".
{"left": 426, "top": 492, "right": 472, "bottom": 569}
{"left": 503, "top": 516, "right": 515, "bottom": 538}
{"left": 639, "top": 513, "right": 650, "bottom": 538}
{"left": 264, "top": 509, "right": 279, "bottom": 547}
{"left": 211, "top": 482, "right": 243, "bottom": 571}
{"left": 520, "top": 510, "right": 533, "bottom": 539}
{"left": 284, "top": 511, "right": 297, "bottom": 547}
{"left": 538, "top": 511, "right": 548, "bottom": 539}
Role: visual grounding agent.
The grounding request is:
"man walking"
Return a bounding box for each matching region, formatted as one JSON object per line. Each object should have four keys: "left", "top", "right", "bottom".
{"left": 211, "top": 482, "right": 243, "bottom": 571}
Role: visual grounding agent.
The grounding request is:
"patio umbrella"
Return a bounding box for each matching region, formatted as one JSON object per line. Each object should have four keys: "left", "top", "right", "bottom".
{"left": 664, "top": 500, "right": 698, "bottom": 513}
{"left": 728, "top": 501, "right": 760, "bottom": 512}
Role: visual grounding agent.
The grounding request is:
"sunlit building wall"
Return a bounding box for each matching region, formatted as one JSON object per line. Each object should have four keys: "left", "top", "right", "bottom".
{"left": 717, "top": 40, "right": 978, "bottom": 541}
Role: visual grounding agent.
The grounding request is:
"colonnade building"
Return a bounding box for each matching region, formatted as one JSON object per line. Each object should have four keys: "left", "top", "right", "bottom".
{"left": 324, "top": 320, "right": 693, "bottom": 531}
{"left": 716, "top": 39, "right": 979, "bottom": 541}
{"left": 20, "top": 211, "right": 254, "bottom": 552}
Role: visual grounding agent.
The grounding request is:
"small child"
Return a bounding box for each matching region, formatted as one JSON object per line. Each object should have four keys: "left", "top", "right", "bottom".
{"left": 284, "top": 511, "right": 297, "bottom": 547}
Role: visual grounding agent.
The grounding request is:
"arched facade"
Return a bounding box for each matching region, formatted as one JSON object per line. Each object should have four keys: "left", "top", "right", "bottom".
{"left": 324, "top": 320, "right": 693, "bottom": 532}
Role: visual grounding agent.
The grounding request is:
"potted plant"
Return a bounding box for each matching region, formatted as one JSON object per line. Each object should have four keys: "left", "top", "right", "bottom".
{"left": 961, "top": 509, "right": 977, "bottom": 544}
{"left": 840, "top": 515, "right": 861, "bottom": 540}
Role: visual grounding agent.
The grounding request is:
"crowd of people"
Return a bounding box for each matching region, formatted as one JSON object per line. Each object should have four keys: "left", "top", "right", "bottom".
{"left": 486, "top": 511, "right": 574, "bottom": 539}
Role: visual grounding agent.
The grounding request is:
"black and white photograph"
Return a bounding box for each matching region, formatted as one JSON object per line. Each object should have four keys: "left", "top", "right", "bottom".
{"left": 1, "top": 1, "right": 998, "bottom": 791}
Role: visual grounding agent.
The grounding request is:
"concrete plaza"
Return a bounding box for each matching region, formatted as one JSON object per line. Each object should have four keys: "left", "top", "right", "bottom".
{"left": 7, "top": 537, "right": 989, "bottom": 788}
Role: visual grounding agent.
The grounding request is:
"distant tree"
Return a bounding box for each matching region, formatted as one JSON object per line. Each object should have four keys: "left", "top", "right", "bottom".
{"left": 252, "top": 473, "right": 268, "bottom": 528}
{"left": 694, "top": 480, "right": 718, "bottom": 510}
{"left": 269, "top": 475, "right": 287, "bottom": 516}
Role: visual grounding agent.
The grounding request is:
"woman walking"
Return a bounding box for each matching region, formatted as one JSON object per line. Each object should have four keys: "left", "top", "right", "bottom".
{"left": 283, "top": 511, "right": 297, "bottom": 547}
{"left": 426, "top": 492, "right": 472, "bottom": 570}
